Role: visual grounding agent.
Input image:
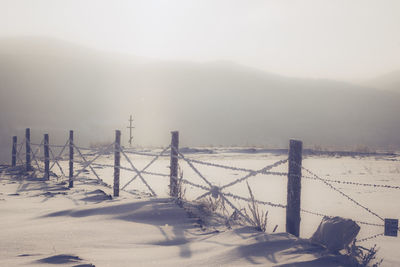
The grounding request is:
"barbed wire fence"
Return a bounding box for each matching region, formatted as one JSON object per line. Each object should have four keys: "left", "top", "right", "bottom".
{"left": 9, "top": 128, "right": 399, "bottom": 245}
{"left": 171, "top": 146, "right": 399, "bottom": 243}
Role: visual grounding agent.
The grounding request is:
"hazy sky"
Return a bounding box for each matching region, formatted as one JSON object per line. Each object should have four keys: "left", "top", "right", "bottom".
{"left": 1, "top": 0, "right": 399, "bottom": 82}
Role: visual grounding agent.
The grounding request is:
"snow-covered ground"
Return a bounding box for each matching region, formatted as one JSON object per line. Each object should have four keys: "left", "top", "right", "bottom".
{"left": 1, "top": 148, "right": 399, "bottom": 266}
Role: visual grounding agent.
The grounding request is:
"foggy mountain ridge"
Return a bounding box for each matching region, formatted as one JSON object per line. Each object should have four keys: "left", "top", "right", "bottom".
{"left": 363, "top": 70, "right": 400, "bottom": 92}
{"left": 1, "top": 37, "right": 400, "bottom": 162}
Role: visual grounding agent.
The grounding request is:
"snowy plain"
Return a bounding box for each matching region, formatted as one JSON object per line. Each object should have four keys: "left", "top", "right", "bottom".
{"left": 1, "top": 147, "right": 399, "bottom": 266}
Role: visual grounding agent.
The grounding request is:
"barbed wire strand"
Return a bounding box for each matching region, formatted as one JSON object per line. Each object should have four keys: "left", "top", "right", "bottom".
{"left": 118, "top": 143, "right": 157, "bottom": 196}
{"left": 184, "top": 158, "right": 288, "bottom": 201}
{"left": 181, "top": 157, "right": 258, "bottom": 173}
{"left": 31, "top": 139, "right": 44, "bottom": 171}
{"left": 49, "top": 139, "right": 69, "bottom": 172}
{"left": 176, "top": 150, "right": 214, "bottom": 188}
{"left": 222, "top": 191, "right": 287, "bottom": 209}
{"left": 16, "top": 138, "right": 25, "bottom": 165}
{"left": 122, "top": 149, "right": 171, "bottom": 158}
{"left": 48, "top": 144, "right": 70, "bottom": 148}
{"left": 49, "top": 146, "right": 66, "bottom": 177}
{"left": 182, "top": 156, "right": 290, "bottom": 178}
{"left": 356, "top": 233, "right": 384, "bottom": 243}
{"left": 298, "top": 163, "right": 385, "bottom": 222}
{"left": 299, "top": 208, "right": 384, "bottom": 227}
{"left": 72, "top": 143, "right": 112, "bottom": 183}
{"left": 30, "top": 143, "right": 42, "bottom": 146}
{"left": 194, "top": 190, "right": 213, "bottom": 201}
{"left": 31, "top": 138, "right": 43, "bottom": 159}
{"left": 73, "top": 142, "right": 114, "bottom": 173}
{"left": 121, "top": 145, "right": 171, "bottom": 190}
{"left": 221, "top": 159, "right": 288, "bottom": 190}
{"left": 302, "top": 175, "right": 400, "bottom": 190}
{"left": 72, "top": 146, "right": 103, "bottom": 152}
{"left": 174, "top": 176, "right": 211, "bottom": 191}
{"left": 90, "top": 160, "right": 170, "bottom": 177}
{"left": 139, "top": 170, "right": 169, "bottom": 177}
{"left": 220, "top": 193, "right": 253, "bottom": 225}
{"left": 73, "top": 146, "right": 103, "bottom": 182}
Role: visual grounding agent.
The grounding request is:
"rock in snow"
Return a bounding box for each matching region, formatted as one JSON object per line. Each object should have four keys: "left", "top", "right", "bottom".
{"left": 311, "top": 216, "right": 360, "bottom": 252}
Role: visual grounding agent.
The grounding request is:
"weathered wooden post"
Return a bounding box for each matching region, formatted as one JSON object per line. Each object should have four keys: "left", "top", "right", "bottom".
{"left": 286, "top": 139, "right": 303, "bottom": 237}
{"left": 114, "top": 130, "right": 121, "bottom": 197}
{"left": 25, "top": 128, "right": 32, "bottom": 171}
{"left": 69, "top": 130, "right": 74, "bottom": 188}
{"left": 12, "top": 136, "right": 17, "bottom": 167}
{"left": 170, "top": 131, "right": 179, "bottom": 197}
{"left": 44, "top": 134, "right": 50, "bottom": 180}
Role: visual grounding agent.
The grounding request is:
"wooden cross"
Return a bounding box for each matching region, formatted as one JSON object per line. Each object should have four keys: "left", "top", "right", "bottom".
{"left": 127, "top": 115, "right": 135, "bottom": 147}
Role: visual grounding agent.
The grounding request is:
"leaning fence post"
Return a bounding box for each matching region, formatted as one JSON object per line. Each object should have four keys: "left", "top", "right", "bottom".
{"left": 170, "top": 131, "right": 179, "bottom": 197}
{"left": 25, "top": 128, "right": 31, "bottom": 171}
{"left": 69, "top": 130, "right": 74, "bottom": 188}
{"left": 114, "top": 130, "right": 121, "bottom": 197}
{"left": 286, "top": 139, "right": 303, "bottom": 237}
{"left": 44, "top": 134, "right": 50, "bottom": 180}
{"left": 12, "top": 136, "right": 17, "bottom": 167}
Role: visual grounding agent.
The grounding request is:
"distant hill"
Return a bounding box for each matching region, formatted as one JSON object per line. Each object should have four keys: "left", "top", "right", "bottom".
{"left": 1, "top": 37, "right": 400, "bottom": 161}
{"left": 364, "top": 70, "right": 400, "bottom": 92}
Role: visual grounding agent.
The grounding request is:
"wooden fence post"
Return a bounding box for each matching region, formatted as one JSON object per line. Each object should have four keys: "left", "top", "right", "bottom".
{"left": 114, "top": 130, "right": 121, "bottom": 197}
{"left": 25, "top": 128, "right": 31, "bottom": 171}
{"left": 12, "top": 136, "right": 17, "bottom": 167}
{"left": 170, "top": 131, "right": 179, "bottom": 197}
{"left": 286, "top": 139, "right": 303, "bottom": 237}
{"left": 44, "top": 134, "right": 50, "bottom": 180}
{"left": 69, "top": 130, "right": 74, "bottom": 188}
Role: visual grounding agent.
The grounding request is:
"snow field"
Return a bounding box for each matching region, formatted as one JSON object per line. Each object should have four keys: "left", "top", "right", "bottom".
{"left": 40, "top": 149, "right": 400, "bottom": 266}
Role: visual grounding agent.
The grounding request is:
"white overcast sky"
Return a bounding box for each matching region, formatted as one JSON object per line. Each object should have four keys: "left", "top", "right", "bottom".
{"left": 1, "top": 0, "right": 399, "bottom": 81}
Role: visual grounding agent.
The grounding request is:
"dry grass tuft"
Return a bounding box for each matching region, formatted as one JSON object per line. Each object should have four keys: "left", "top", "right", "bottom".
{"left": 244, "top": 182, "right": 268, "bottom": 232}
{"left": 176, "top": 165, "right": 186, "bottom": 201}
{"left": 347, "top": 242, "right": 383, "bottom": 266}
